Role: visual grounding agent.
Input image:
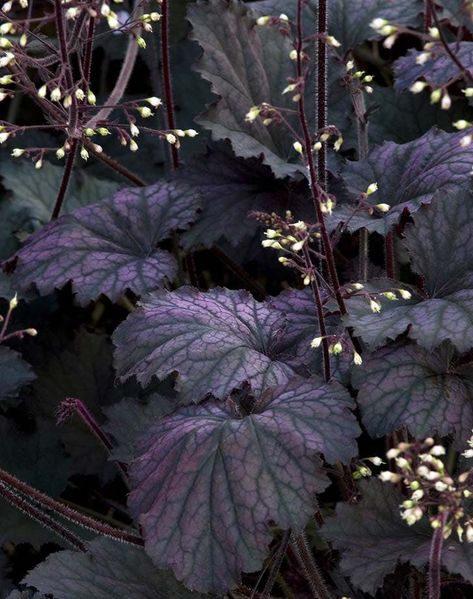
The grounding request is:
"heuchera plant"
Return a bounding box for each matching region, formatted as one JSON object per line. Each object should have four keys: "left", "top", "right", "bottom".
{"left": 1, "top": 0, "right": 473, "bottom": 597}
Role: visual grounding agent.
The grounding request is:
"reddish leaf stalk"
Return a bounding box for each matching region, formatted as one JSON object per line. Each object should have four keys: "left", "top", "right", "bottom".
{"left": 316, "top": 0, "right": 328, "bottom": 190}
{"left": 0, "top": 467, "right": 143, "bottom": 546}
{"left": 428, "top": 512, "right": 447, "bottom": 599}
{"left": 85, "top": 142, "right": 148, "bottom": 187}
{"left": 0, "top": 481, "right": 86, "bottom": 551}
{"left": 291, "top": 532, "right": 333, "bottom": 599}
{"left": 57, "top": 398, "right": 129, "bottom": 484}
{"left": 295, "top": 0, "right": 347, "bottom": 315}
{"left": 160, "top": 0, "right": 180, "bottom": 169}
{"left": 261, "top": 529, "right": 292, "bottom": 598}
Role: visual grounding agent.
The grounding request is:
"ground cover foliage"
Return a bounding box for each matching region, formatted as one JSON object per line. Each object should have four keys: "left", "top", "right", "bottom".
{"left": 1, "top": 0, "right": 473, "bottom": 597}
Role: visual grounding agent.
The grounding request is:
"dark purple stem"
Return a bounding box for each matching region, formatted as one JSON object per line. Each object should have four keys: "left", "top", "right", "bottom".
{"left": 303, "top": 245, "right": 331, "bottom": 381}
{"left": 424, "top": 0, "right": 433, "bottom": 30}
{"left": 0, "top": 481, "right": 86, "bottom": 551}
{"left": 85, "top": 141, "right": 147, "bottom": 186}
{"left": 296, "top": 0, "right": 346, "bottom": 315}
{"left": 51, "top": 138, "right": 78, "bottom": 220}
{"left": 316, "top": 0, "right": 328, "bottom": 190}
{"left": 57, "top": 398, "right": 129, "bottom": 484}
{"left": 260, "top": 529, "right": 292, "bottom": 598}
{"left": 160, "top": 0, "right": 180, "bottom": 169}
{"left": 385, "top": 229, "right": 396, "bottom": 279}
{"left": 428, "top": 513, "right": 447, "bottom": 599}
{"left": 428, "top": 0, "right": 473, "bottom": 82}
{"left": 0, "top": 467, "right": 143, "bottom": 546}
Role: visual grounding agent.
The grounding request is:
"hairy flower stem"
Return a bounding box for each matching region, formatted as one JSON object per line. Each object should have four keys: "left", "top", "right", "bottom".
{"left": 303, "top": 245, "right": 331, "bottom": 381}
{"left": 352, "top": 86, "right": 370, "bottom": 281}
{"left": 51, "top": 139, "right": 78, "bottom": 220}
{"left": 428, "top": 513, "right": 447, "bottom": 599}
{"left": 296, "top": 0, "right": 346, "bottom": 316}
{"left": 0, "top": 481, "right": 86, "bottom": 551}
{"left": 57, "top": 398, "right": 129, "bottom": 485}
{"left": 0, "top": 467, "right": 143, "bottom": 546}
{"left": 316, "top": 0, "right": 328, "bottom": 190}
{"left": 160, "top": 0, "right": 180, "bottom": 170}
{"left": 291, "top": 532, "right": 333, "bottom": 599}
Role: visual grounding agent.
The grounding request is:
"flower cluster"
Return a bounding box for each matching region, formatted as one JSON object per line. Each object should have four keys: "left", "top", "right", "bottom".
{"left": 379, "top": 436, "right": 473, "bottom": 541}
{"left": 0, "top": 0, "right": 196, "bottom": 169}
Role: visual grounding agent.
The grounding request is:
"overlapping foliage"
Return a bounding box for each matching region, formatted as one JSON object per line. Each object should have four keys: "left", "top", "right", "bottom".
{"left": 1, "top": 0, "right": 473, "bottom": 598}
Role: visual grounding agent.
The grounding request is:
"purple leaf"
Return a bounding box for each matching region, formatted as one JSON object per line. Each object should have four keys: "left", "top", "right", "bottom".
{"left": 179, "top": 144, "right": 312, "bottom": 249}
{"left": 333, "top": 129, "right": 473, "bottom": 234}
{"left": 345, "top": 194, "right": 473, "bottom": 352}
{"left": 352, "top": 342, "right": 473, "bottom": 446}
{"left": 129, "top": 375, "right": 357, "bottom": 592}
{"left": 23, "top": 538, "right": 200, "bottom": 599}
{"left": 113, "top": 287, "right": 296, "bottom": 402}
{"left": 394, "top": 43, "right": 473, "bottom": 91}
{"left": 252, "top": 0, "right": 422, "bottom": 51}
{"left": 0, "top": 346, "right": 35, "bottom": 401}
{"left": 188, "top": 0, "right": 304, "bottom": 178}
{"left": 11, "top": 181, "right": 200, "bottom": 305}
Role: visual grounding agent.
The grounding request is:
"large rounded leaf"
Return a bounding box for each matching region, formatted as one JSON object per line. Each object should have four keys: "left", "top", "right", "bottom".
{"left": 12, "top": 181, "right": 200, "bottom": 305}
{"left": 129, "top": 376, "right": 358, "bottom": 593}
{"left": 352, "top": 342, "right": 473, "bottom": 446}
{"left": 23, "top": 538, "right": 200, "bottom": 599}
{"left": 113, "top": 287, "right": 296, "bottom": 402}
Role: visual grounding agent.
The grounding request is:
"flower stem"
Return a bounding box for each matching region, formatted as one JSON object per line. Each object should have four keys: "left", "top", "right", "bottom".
{"left": 50, "top": 138, "right": 78, "bottom": 220}
{"left": 160, "top": 0, "right": 180, "bottom": 170}
{"left": 295, "top": 0, "right": 346, "bottom": 315}
{"left": 428, "top": 513, "right": 447, "bottom": 599}
{"left": 316, "top": 0, "right": 328, "bottom": 190}
{"left": 302, "top": 245, "right": 331, "bottom": 381}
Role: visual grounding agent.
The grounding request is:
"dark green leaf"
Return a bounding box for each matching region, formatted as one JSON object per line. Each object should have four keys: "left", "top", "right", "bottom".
{"left": 23, "top": 538, "right": 201, "bottom": 599}
{"left": 0, "top": 346, "right": 35, "bottom": 401}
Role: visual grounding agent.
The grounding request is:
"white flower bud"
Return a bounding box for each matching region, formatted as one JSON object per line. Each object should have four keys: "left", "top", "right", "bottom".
{"left": 366, "top": 182, "right": 378, "bottom": 195}
{"left": 138, "top": 106, "right": 153, "bottom": 118}
{"left": 185, "top": 129, "right": 198, "bottom": 137}
{"left": 293, "top": 141, "right": 303, "bottom": 154}
{"left": 11, "top": 148, "right": 25, "bottom": 157}
{"left": 375, "top": 203, "right": 391, "bottom": 212}
{"left": 129, "top": 139, "right": 138, "bottom": 152}
{"left": 130, "top": 123, "right": 140, "bottom": 137}
{"left": 80, "top": 147, "right": 89, "bottom": 161}
{"left": 165, "top": 133, "right": 177, "bottom": 145}
{"left": 146, "top": 96, "right": 162, "bottom": 107}
{"left": 353, "top": 351, "right": 363, "bottom": 365}
{"left": 50, "top": 87, "right": 62, "bottom": 102}
{"left": 370, "top": 298, "right": 382, "bottom": 313}
{"left": 256, "top": 16, "right": 271, "bottom": 26}
{"left": 409, "top": 81, "right": 428, "bottom": 94}
{"left": 398, "top": 289, "right": 412, "bottom": 300}
{"left": 311, "top": 337, "right": 323, "bottom": 348}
